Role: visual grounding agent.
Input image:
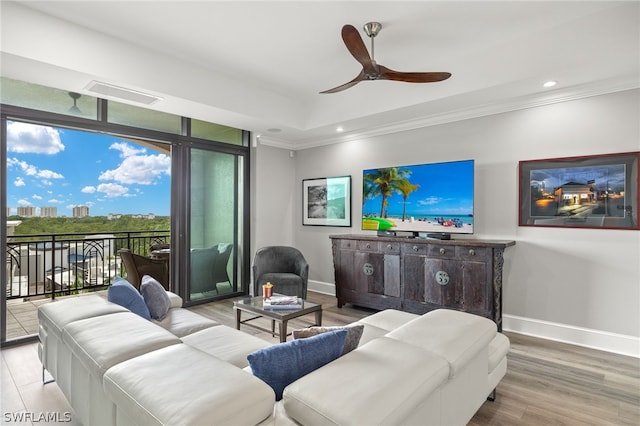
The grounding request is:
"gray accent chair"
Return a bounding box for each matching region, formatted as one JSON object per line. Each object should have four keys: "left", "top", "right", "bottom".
{"left": 252, "top": 246, "right": 309, "bottom": 298}
{"left": 190, "top": 243, "right": 233, "bottom": 294}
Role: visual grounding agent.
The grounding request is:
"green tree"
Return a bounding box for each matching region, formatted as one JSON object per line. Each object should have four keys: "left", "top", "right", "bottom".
{"left": 12, "top": 216, "right": 170, "bottom": 236}
{"left": 363, "top": 168, "right": 413, "bottom": 218}
{"left": 395, "top": 179, "right": 420, "bottom": 221}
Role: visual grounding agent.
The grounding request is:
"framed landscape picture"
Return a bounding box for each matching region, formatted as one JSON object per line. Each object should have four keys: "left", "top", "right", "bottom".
{"left": 519, "top": 152, "right": 639, "bottom": 230}
{"left": 302, "top": 176, "right": 351, "bottom": 227}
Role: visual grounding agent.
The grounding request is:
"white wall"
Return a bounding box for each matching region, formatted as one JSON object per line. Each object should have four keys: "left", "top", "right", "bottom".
{"left": 255, "top": 89, "right": 640, "bottom": 356}
{"left": 251, "top": 144, "right": 297, "bottom": 251}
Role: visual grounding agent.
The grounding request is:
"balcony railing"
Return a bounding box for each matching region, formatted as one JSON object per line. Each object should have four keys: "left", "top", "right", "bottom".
{"left": 5, "top": 231, "right": 170, "bottom": 300}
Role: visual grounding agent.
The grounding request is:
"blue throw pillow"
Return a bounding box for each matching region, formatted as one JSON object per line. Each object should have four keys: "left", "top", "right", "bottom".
{"left": 140, "top": 275, "right": 171, "bottom": 320}
{"left": 247, "top": 329, "right": 347, "bottom": 400}
{"left": 108, "top": 276, "right": 151, "bottom": 320}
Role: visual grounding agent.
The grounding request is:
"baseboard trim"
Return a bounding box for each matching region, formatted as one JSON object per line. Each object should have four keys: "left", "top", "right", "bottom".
{"left": 307, "top": 281, "right": 639, "bottom": 358}
{"left": 503, "top": 314, "right": 640, "bottom": 358}
{"left": 308, "top": 280, "right": 336, "bottom": 296}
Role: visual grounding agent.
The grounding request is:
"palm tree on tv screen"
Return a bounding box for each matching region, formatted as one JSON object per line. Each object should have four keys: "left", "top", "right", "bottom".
{"left": 395, "top": 179, "right": 420, "bottom": 221}
{"left": 363, "top": 168, "right": 413, "bottom": 218}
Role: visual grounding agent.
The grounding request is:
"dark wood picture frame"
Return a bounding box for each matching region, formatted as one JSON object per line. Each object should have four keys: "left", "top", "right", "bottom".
{"left": 302, "top": 176, "right": 351, "bottom": 227}
{"left": 519, "top": 152, "right": 639, "bottom": 230}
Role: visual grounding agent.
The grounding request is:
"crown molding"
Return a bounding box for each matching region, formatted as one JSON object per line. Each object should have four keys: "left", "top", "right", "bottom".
{"left": 259, "top": 77, "right": 639, "bottom": 151}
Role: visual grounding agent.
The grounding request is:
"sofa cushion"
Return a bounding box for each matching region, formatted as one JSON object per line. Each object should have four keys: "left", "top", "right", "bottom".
{"left": 282, "top": 336, "right": 449, "bottom": 426}
{"left": 38, "top": 294, "right": 128, "bottom": 338}
{"left": 293, "top": 324, "right": 364, "bottom": 355}
{"left": 62, "top": 311, "right": 180, "bottom": 379}
{"left": 166, "top": 291, "right": 183, "bottom": 309}
{"left": 353, "top": 309, "right": 418, "bottom": 345}
{"left": 107, "top": 277, "right": 151, "bottom": 320}
{"left": 103, "top": 344, "right": 275, "bottom": 426}
{"left": 386, "top": 309, "right": 496, "bottom": 378}
{"left": 152, "top": 307, "right": 219, "bottom": 337}
{"left": 140, "top": 275, "right": 171, "bottom": 320}
{"left": 247, "top": 329, "right": 347, "bottom": 400}
{"left": 181, "top": 325, "right": 270, "bottom": 368}
{"left": 488, "top": 332, "right": 510, "bottom": 373}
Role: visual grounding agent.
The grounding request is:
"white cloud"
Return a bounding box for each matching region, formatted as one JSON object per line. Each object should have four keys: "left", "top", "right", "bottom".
{"left": 8, "top": 158, "right": 38, "bottom": 175}
{"left": 32, "top": 194, "right": 43, "bottom": 200}
{"left": 17, "top": 199, "right": 31, "bottom": 206}
{"left": 81, "top": 186, "right": 97, "bottom": 193}
{"left": 37, "top": 169, "right": 64, "bottom": 179}
{"left": 7, "top": 158, "right": 64, "bottom": 189}
{"left": 48, "top": 198, "right": 63, "bottom": 204}
{"left": 109, "top": 142, "right": 146, "bottom": 158}
{"left": 99, "top": 152, "right": 171, "bottom": 185}
{"left": 7, "top": 122, "right": 64, "bottom": 154}
{"left": 96, "top": 183, "right": 129, "bottom": 198}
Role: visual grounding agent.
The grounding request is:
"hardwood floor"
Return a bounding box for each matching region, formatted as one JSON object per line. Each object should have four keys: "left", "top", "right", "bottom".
{"left": 2, "top": 292, "right": 638, "bottom": 425}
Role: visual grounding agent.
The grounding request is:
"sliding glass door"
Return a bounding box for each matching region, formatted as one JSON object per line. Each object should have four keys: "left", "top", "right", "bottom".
{"left": 181, "top": 146, "right": 247, "bottom": 303}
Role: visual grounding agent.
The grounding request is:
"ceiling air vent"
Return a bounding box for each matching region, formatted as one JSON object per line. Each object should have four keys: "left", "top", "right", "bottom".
{"left": 85, "top": 81, "right": 162, "bottom": 105}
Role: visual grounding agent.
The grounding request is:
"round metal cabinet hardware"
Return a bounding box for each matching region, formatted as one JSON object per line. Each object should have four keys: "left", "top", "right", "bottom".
{"left": 362, "top": 263, "right": 374, "bottom": 276}
{"left": 413, "top": 245, "right": 419, "bottom": 251}
{"left": 387, "top": 244, "right": 392, "bottom": 250}
{"left": 435, "top": 271, "right": 449, "bottom": 285}
{"left": 439, "top": 248, "right": 446, "bottom": 255}
{"left": 469, "top": 249, "right": 476, "bottom": 256}
{"left": 366, "top": 243, "right": 371, "bottom": 249}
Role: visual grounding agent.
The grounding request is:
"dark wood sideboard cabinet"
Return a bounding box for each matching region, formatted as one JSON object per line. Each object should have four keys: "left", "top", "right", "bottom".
{"left": 329, "top": 234, "right": 515, "bottom": 330}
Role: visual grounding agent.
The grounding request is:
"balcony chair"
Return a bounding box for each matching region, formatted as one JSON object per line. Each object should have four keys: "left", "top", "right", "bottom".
{"left": 119, "top": 248, "right": 169, "bottom": 291}
{"left": 252, "top": 246, "right": 309, "bottom": 298}
{"left": 190, "top": 243, "right": 233, "bottom": 294}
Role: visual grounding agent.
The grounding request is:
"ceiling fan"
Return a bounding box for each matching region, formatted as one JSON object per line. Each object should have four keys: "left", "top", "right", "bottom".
{"left": 320, "top": 22, "right": 451, "bottom": 94}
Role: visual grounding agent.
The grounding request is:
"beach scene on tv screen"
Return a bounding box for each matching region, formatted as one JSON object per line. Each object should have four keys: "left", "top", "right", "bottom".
{"left": 362, "top": 160, "right": 474, "bottom": 234}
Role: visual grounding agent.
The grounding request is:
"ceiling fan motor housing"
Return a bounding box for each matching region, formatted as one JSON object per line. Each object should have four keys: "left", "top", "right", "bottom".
{"left": 363, "top": 22, "right": 382, "bottom": 38}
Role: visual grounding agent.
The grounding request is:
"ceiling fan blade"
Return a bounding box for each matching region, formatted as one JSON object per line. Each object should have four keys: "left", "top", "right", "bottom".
{"left": 341, "top": 25, "right": 377, "bottom": 75}
{"left": 319, "top": 70, "right": 366, "bottom": 94}
{"left": 378, "top": 65, "right": 451, "bottom": 83}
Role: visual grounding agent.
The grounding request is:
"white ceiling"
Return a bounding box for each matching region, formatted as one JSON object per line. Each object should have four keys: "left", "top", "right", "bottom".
{"left": 1, "top": 1, "right": 639, "bottom": 149}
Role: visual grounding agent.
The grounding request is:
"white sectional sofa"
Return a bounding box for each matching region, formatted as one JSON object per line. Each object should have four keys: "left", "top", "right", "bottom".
{"left": 38, "top": 293, "right": 509, "bottom": 425}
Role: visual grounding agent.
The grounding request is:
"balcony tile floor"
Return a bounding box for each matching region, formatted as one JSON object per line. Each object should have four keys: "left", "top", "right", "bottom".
{"left": 6, "top": 292, "right": 107, "bottom": 341}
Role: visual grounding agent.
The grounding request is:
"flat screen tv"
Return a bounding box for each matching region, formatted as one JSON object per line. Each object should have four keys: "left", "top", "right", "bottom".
{"left": 362, "top": 159, "right": 474, "bottom": 239}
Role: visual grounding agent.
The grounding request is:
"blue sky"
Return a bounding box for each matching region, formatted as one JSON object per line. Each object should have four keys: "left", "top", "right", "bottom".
{"left": 6, "top": 121, "right": 171, "bottom": 216}
{"left": 362, "top": 159, "right": 474, "bottom": 218}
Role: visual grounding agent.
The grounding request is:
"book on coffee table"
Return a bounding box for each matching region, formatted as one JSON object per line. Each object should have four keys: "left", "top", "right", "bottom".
{"left": 264, "top": 295, "right": 302, "bottom": 309}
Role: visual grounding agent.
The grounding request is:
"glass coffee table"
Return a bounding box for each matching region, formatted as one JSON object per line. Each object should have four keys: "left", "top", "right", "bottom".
{"left": 233, "top": 296, "right": 322, "bottom": 343}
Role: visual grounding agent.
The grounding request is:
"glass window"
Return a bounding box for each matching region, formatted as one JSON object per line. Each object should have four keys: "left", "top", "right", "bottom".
{"left": 108, "top": 101, "right": 181, "bottom": 134}
{"left": 0, "top": 77, "right": 98, "bottom": 119}
{"left": 191, "top": 119, "right": 243, "bottom": 145}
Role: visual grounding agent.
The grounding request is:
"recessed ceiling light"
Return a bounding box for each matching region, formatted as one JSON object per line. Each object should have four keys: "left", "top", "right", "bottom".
{"left": 336, "top": 126, "right": 344, "bottom": 132}
{"left": 543, "top": 81, "right": 557, "bottom": 88}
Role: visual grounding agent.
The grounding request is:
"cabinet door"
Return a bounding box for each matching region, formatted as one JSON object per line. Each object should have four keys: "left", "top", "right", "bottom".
{"left": 402, "top": 254, "right": 425, "bottom": 303}
{"left": 348, "top": 251, "right": 401, "bottom": 310}
{"left": 334, "top": 247, "right": 355, "bottom": 307}
{"left": 461, "top": 259, "right": 490, "bottom": 315}
{"left": 425, "top": 258, "right": 463, "bottom": 310}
